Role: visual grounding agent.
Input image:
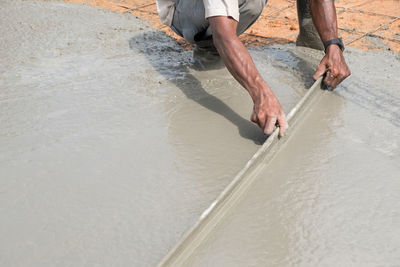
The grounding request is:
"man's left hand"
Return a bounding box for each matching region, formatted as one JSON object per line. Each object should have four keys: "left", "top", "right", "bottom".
{"left": 313, "top": 44, "right": 351, "bottom": 88}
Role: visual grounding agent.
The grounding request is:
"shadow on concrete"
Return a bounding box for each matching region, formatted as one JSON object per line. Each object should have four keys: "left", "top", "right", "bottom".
{"left": 129, "top": 30, "right": 266, "bottom": 144}
{"left": 255, "top": 45, "right": 318, "bottom": 89}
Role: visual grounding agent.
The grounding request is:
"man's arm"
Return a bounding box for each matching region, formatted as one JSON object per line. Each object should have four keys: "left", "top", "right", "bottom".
{"left": 209, "top": 16, "right": 288, "bottom": 136}
{"left": 310, "top": 0, "right": 351, "bottom": 87}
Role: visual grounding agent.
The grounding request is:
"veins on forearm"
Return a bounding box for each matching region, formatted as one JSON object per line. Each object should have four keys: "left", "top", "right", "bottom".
{"left": 309, "top": 0, "right": 338, "bottom": 42}
{"left": 215, "top": 37, "right": 264, "bottom": 99}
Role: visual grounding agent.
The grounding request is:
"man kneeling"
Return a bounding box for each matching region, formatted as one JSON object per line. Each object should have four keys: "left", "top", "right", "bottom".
{"left": 156, "top": 0, "right": 351, "bottom": 136}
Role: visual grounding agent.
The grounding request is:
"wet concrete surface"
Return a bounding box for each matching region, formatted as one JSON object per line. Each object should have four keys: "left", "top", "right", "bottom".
{"left": 183, "top": 50, "right": 400, "bottom": 266}
{"left": 0, "top": 1, "right": 320, "bottom": 266}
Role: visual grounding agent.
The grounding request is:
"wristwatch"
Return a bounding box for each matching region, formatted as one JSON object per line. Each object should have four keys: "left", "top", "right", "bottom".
{"left": 324, "top": 38, "right": 345, "bottom": 53}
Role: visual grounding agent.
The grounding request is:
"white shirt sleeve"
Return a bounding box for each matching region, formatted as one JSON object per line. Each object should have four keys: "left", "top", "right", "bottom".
{"left": 203, "top": 0, "right": 240, "bottom": 22}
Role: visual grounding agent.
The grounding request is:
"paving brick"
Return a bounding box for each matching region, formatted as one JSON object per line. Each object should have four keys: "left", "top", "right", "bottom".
{"left": 339, "top": 29, "right": 364, "bottom": 45}
{"left": 355, "top": 0, "right": 400, "bottom": 18}
{"left": 112, "top": 0, "right": 152, "bottom": 9}
{"left": 348, "top": 35, "right": 399, "bottom": 51}
{"left": 246, "top": 16, "right": 298, "bottom": 43}
{"left": 136, "top": 3, "right": 158, "bottom": 14}
{"left": 374, "top": 19, "right": 400, "bottom": 42}
{"left": 131, "top": 9, "right": 164, "bottom": 28}
{"left": 261, "top": 6, "right": 280, "bottom": 17}
{"left": 338, "top": 9, "right": 393, "bottom": 33}
{"left": 64, "top": 0, "right": 399, "bottom": 52}
{"left": 265, "top": 0, "right": 295, "bottom": 12}
{"left": 335, "top": 0, "right": 373, "bottom": 9}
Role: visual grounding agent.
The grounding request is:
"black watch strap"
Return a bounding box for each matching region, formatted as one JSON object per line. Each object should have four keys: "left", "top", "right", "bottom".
{"left": 324, "top": 38, "right": 345, "bottom": 53}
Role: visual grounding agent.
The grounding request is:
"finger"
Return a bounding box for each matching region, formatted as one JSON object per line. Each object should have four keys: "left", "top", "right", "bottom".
{"left": 334, "top": 72, "right": 348, "bottom": 87}
{"left": 323, "top": 70, "right": 336, "bottom": 89}
{"left": 257, "top": 113, "right": 266, "bottom": 130}
{"left": 328, "top": 68, "right": 342, "bottom": 88}
{"left": 250, "top": 112, "right": 257, "bottom": 123}
{"left": 313, "top": 62, "right": 327, "bottom": 80}
{"left": 264, "top": 116, "right": 277, "bottom": 135}
{"left": 277, "top": 114, "right": 288, "bottom": 137}
{"left": 330, "top": 76, "right": 341, "bottom": 88}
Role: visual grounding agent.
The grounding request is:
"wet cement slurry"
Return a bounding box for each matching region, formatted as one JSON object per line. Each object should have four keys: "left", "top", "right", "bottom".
{"left": 182, "top": 49, "right": 400, "bottom": 266}
{"left": 0, "top": 1, "right": 322, "bottom": 266}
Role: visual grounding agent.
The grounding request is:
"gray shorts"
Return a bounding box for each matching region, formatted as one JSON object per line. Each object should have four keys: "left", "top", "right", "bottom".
{"left": 171, "top": 0, "right": 267, "bottom": 46}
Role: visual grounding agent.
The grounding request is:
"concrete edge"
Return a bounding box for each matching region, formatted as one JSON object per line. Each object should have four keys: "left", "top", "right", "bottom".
{"left": 158, "top": 77, "right": 325, "bottom": 266}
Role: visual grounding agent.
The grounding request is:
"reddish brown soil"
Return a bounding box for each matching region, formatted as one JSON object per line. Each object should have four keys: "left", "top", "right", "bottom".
{"left": 65, "top": 0, "right": 400, "bottom": 52}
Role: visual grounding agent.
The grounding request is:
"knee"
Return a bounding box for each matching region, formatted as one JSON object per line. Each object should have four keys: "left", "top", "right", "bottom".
{"left": 244, "top": 0, "right": 266, "bottom": 19}
{"left": 182, "top": 29, "right": 196, "bottom": 44}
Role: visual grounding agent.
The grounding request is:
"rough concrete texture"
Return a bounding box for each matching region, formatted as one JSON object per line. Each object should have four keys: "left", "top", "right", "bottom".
{"left": 0, "top": 0, "right": 323, "bottom": 266}
{"left": 180, "top": 49, "right": 400, "bottom": 266}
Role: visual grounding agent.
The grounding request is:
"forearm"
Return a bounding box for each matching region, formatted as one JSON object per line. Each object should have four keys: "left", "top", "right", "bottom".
{"left": 310, "top": 0, "right": 350, "bottom": 87}
{"left": 309, "top": 0, "right": 338, "bottom": 43}
{"left": 208, "top": 16, "right": 288, "bottom": 135}
{"left": 213, "top": 34, "right": 273, "bottom": 102}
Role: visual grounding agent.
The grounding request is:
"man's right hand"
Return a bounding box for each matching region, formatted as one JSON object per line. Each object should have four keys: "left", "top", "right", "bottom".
{"left": 250, "top": 88, "right": 288, "bottom": 137}
{"left": 209, "top": 16, "right": 288, "bottom": 137}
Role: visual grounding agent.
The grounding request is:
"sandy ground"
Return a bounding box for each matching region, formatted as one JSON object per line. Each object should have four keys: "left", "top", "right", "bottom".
{"left": 0, "top": 0, "right": 322, "bottom": 266}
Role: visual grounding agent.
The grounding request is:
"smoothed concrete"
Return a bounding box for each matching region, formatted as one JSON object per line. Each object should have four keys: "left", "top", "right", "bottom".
{"left": 0, "top": 0, "right": 320, "bottom": 266}
{"left": 181, "top": 49, "right": 400, "bottom": 266}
